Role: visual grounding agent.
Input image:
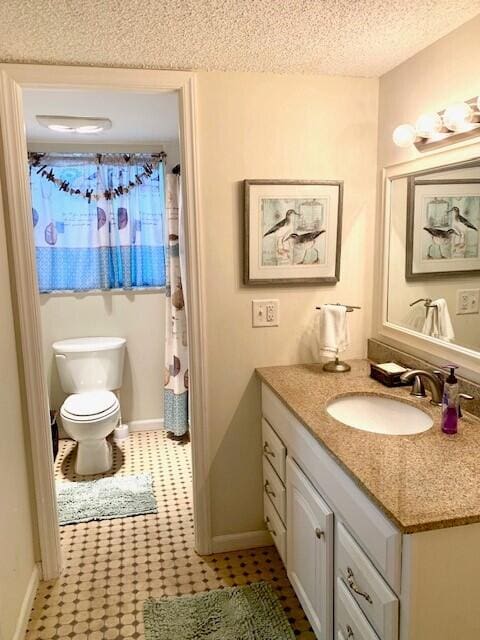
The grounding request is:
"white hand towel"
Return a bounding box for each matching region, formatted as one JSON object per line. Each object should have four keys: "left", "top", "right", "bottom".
{"left": 319, "top": 304, "right": 350, "bottom": 356}
{"left": 422, "top": 298, "right": 455, "bottom": 342}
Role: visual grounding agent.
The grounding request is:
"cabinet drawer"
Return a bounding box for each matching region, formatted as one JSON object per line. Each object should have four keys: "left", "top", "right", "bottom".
{"left": 337, "top": 523, "right": 398, "bottom": 640}
{"left": 263, "top": 457, "right": 286, "bottom": 523}
{"left": 262, "top": 418, "right": 286, "bottom": 482}
{"left": 336, "top": 577, "right": 380, "bottom": 640}
{"left": 264, "top": 493, "right": 286, "bottom": 563}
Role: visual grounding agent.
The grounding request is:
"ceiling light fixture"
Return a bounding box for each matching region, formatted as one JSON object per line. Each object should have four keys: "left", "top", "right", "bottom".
{"left": 36, "top": 115, "right": 112, "bottom": 134}
{"left": 392, "top": 96, "right": 480, "bottom": 151}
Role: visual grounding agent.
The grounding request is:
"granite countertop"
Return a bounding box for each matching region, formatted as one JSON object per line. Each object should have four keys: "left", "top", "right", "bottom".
{"left": 256, "top": 360, "right": 480, "bottom": 534}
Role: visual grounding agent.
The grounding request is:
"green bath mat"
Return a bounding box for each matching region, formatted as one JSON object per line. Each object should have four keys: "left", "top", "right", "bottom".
{"left": 56, "top": 473, "right": 157, "bottom": 525}
{"left": 143, "top": 582, "right": 295, "bottom": 640}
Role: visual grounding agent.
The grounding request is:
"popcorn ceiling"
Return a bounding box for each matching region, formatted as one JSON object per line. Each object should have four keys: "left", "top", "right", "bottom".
{"left": 0, "top": 0, "right": 479, "bottom": 76}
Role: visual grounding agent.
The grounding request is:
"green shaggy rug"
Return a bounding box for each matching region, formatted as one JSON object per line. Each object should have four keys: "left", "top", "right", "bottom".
{"left": 143, "top": 582, "right": 295, "bottom": 640}
{"left": 56, "top": 473, "right": 157, "bottom": 525}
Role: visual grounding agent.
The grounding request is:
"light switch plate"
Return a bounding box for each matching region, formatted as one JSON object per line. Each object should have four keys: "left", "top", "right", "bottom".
{"left": 456, "top": 288, "right": 480, "bottom": 315}
{"left": 252, "top": 299, "right": 279, "bottom": 327}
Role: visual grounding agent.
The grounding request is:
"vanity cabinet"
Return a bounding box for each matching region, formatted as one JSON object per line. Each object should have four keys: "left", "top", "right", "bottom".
{"left": 260, "top": 367, "right": 480, "bottom": 640}
{"left": 262, "top": 383, "right": 400, "bottom": 640}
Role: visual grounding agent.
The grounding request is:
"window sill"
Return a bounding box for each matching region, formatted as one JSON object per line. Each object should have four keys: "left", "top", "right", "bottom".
{"left": 39, "top": 287, "right": 166, "bottom": 298}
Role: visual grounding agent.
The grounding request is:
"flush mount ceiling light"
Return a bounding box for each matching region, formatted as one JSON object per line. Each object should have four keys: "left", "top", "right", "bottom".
{"left": 36, "top": 115, "right": 112, "bottom": 134}
{"left": 392, "top": 96, "right": 480, "bottom": 151}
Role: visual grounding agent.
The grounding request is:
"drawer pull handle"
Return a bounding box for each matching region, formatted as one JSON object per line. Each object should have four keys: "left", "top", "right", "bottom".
{"left": 346, "top": 625, "right": 354, "bottom": 639}
{"left": 264, "top": 480, "right": 276, "bottom": 498}
{"left": 263, "top": 442, "right": 276, "bottom": 457}
{"left": 346, "top": 567, "right": 373, "bottom": 604}
{"left": 265, "top": 516, "right": 277, "bottom": 537}
{"left": 315, "top": 527, "right": 324, "bottom": 539}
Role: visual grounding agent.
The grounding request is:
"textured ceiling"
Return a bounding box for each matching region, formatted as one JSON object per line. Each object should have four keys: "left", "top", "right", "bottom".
{"left": 1, "top": 1, "right": 480, "bottom": 77}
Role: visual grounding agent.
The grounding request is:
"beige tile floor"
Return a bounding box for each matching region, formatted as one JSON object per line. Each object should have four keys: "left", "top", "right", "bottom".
{"left": 26, "top": 430, "right": 313, "bottom": 639}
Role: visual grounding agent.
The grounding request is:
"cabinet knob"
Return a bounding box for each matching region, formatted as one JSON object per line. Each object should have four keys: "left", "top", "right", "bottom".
{"left": 315, "top": 527, "right": 324, "bottom": 539}
{"left": 264, "top": 480, "right": 276, "bottom": 498}
{"left": 346, "top": 567, "right": 373, "bottom": 604}
{"left": 263, "top": 442, "right": 276, "bottom": 457}
{"left": 265, "top": 516, "right": 277, "bottom": 537}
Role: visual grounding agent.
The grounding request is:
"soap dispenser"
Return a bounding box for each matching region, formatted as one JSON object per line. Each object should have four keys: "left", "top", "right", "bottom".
{"left": 441, "top": 365, "right": 459, "bottom": 435}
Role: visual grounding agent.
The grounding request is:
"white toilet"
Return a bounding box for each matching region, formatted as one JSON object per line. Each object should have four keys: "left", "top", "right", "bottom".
{"left": 53, "top": 337, "right": 126, "bottom": 475}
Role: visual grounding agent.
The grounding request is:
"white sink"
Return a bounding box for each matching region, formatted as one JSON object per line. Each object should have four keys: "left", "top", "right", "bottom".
{"left": 326, "top": 394, "right": 433, "bottom": 435}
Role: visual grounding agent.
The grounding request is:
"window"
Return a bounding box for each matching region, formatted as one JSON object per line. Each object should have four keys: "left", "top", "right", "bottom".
{"left": 29, "top": 152, "right": 166, "bottom": 292}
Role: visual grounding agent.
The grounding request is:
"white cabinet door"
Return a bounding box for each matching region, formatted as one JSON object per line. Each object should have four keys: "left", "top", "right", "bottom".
{"left": 286, "top": 456, "right": 333, "bottom": 640}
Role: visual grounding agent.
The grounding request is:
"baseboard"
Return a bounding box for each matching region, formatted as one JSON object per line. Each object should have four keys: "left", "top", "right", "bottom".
{"left": 128, "top": 418, "right": 164, "bottom": 432}
{"left": 211, "top": 529, "right": 272, "bottom": 553}
{"left": 12, "top": 563, "right": 40, "bottom": 640}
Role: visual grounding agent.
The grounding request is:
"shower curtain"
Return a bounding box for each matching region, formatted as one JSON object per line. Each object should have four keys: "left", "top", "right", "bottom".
{"left": 164, "top": 173, "right": 189, "bottom": 437}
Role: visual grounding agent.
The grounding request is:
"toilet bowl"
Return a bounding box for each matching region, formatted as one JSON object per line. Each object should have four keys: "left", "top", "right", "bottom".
{"left": 60, "top": 391, "right": 120, "bottom": 475}
{"left": 53, "top": 336, "right": 126, "bottom": 476}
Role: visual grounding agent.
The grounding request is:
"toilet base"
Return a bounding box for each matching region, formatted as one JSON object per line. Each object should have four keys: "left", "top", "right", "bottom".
{"left": 76, "top": 439, "right": 112, "bottom": 475}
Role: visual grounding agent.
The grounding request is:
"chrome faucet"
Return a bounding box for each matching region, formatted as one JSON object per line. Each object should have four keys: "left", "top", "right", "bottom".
{"left": 400, "top": 369, "right": 444, "bottom": 405}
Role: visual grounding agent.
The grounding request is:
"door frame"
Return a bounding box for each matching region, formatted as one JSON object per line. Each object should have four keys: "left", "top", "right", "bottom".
{"left": 0, "top": 64, "right": 211, "bottom": 580}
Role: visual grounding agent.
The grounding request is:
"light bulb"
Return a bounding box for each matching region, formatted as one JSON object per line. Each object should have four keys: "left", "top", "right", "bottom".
{"left": 392, "top": 124, "right": 416, "bottom": 148}
{"left": 415, "top": 112, "right": 442, "bottom": 138}
{"left": 48, "top": 124, "right": 73, "bottom": 132}
{"left": 76, "top": 125, "right": 104, "bottom": 133}
{"left": 443, "top": 102, "right": 473, "bottom": 132}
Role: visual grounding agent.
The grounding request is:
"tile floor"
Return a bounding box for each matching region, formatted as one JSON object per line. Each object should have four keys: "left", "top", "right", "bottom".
{"left": 26, "top": 430, "right": 313, "bottom": 639}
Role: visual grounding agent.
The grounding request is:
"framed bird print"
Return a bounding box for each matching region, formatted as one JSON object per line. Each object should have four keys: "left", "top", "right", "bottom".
{"left": 244, "top": 179, "right": 343, "bottom": 285}
{"left": 406, "top": 177, "right": 480, "bottom": 280}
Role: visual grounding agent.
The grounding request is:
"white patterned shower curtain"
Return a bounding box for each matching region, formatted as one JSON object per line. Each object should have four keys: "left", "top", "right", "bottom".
{"left": 164, "top": 173, "right": 189, "bottom": 437}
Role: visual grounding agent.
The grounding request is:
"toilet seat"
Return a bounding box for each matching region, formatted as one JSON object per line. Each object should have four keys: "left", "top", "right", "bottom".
{"left": 61, "top": 391, "right": 119, "bottom": 422}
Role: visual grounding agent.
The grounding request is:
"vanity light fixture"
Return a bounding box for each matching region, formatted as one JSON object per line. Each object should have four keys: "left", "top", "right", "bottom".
{"left": 392, "top": 124, "right": 417, "bottom": 148}
{"left": 392, "top": 96, "right": 480, "bottom": 151}
{"left": 442, "top": 102, "right": 474, "bottom": 132}
{"left": 36, "top": 115, "right": 112, "bottom": 134}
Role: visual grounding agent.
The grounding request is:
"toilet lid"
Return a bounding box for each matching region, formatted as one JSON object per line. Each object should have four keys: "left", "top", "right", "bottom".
{"left": 62, "top": 391, "right": 118, "bottom": 418}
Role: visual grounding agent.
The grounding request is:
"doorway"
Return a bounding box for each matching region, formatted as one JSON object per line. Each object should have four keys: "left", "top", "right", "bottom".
{"left": 0, "top": 65, "right": 211, "bottom": 583}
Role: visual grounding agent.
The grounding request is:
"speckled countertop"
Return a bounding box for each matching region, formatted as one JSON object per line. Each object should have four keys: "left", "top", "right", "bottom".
{"left": 256, "top": 360, "right": 480, "bottom": 534}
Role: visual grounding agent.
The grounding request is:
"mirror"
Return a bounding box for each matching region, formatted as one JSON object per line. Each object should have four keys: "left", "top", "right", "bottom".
{"left": 386, "top": 158, "right": 480, "bottom": 353}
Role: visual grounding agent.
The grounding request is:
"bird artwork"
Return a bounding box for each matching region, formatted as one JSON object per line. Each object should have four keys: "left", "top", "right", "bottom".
{"left": 423, "top": 227, "right": 459, "bottom": 259}
{"left": 286, "top": 230, "right": 326, "bottom": 264}
{"left": 447, "top": 206, "right": 479, "bottom": 231}
{"left": 263, "top": 209, "right": 300, "bottom": 258}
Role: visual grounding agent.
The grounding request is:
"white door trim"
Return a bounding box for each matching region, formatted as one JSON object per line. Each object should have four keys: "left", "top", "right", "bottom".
{"left": 0, "top": 64, "right": 212, "bottom": 580}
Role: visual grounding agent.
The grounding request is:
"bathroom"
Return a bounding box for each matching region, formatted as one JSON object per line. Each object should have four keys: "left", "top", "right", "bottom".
{"left": 0, "top": 4, "right": 480, "bottom": 640}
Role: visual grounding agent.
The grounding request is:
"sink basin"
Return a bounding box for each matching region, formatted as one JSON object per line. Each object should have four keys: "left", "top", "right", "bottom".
{"left": 326, "top": 394, "right": 433, "bottom": 435}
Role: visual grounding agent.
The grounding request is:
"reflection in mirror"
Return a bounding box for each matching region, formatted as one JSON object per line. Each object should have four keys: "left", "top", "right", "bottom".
{"left": 387, "top": 159, "right": 480, "bottom": 352}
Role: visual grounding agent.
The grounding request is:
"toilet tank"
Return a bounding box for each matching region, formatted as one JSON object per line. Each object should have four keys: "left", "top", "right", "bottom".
{"left": 53, "top": 337, "right": 126, "bottom": 394}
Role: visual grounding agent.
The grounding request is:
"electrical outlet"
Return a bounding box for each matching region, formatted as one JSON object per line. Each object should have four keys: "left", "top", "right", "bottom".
{"left": 252, "top": 299, "right": 279, "bottom": 327}
{"left": 456, "top": 289, "right": 480, "bottom": 315}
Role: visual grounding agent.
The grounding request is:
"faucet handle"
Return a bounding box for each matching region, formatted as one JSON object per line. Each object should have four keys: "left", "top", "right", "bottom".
{"left": 459, "top": 393, "right": 474, "bottom": 419}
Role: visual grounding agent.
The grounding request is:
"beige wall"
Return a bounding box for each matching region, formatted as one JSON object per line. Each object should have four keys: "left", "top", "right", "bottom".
{"left": 0, "top": 186, "right": 36, "bottom": 638}
{"left": 378, "top": 13, "right": 480, "bottom": 168}
{"left": 196, "top": 71, "right": 379, "bottom": 537}
{"left": 40, "top": 291, "right": 165, "bottom": 425}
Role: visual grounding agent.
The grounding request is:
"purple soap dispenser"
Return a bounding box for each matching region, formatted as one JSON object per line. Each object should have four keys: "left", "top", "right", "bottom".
{"left": 441, "top": 366, "right": 459, "bottom": 435}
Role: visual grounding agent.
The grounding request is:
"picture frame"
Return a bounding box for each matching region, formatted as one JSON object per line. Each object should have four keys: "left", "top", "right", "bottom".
{"left": 244, "top": 179, "right": 343, "bottom": 285}
{"left": 406, "top": 177, "right": 480, "bottom": 280}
